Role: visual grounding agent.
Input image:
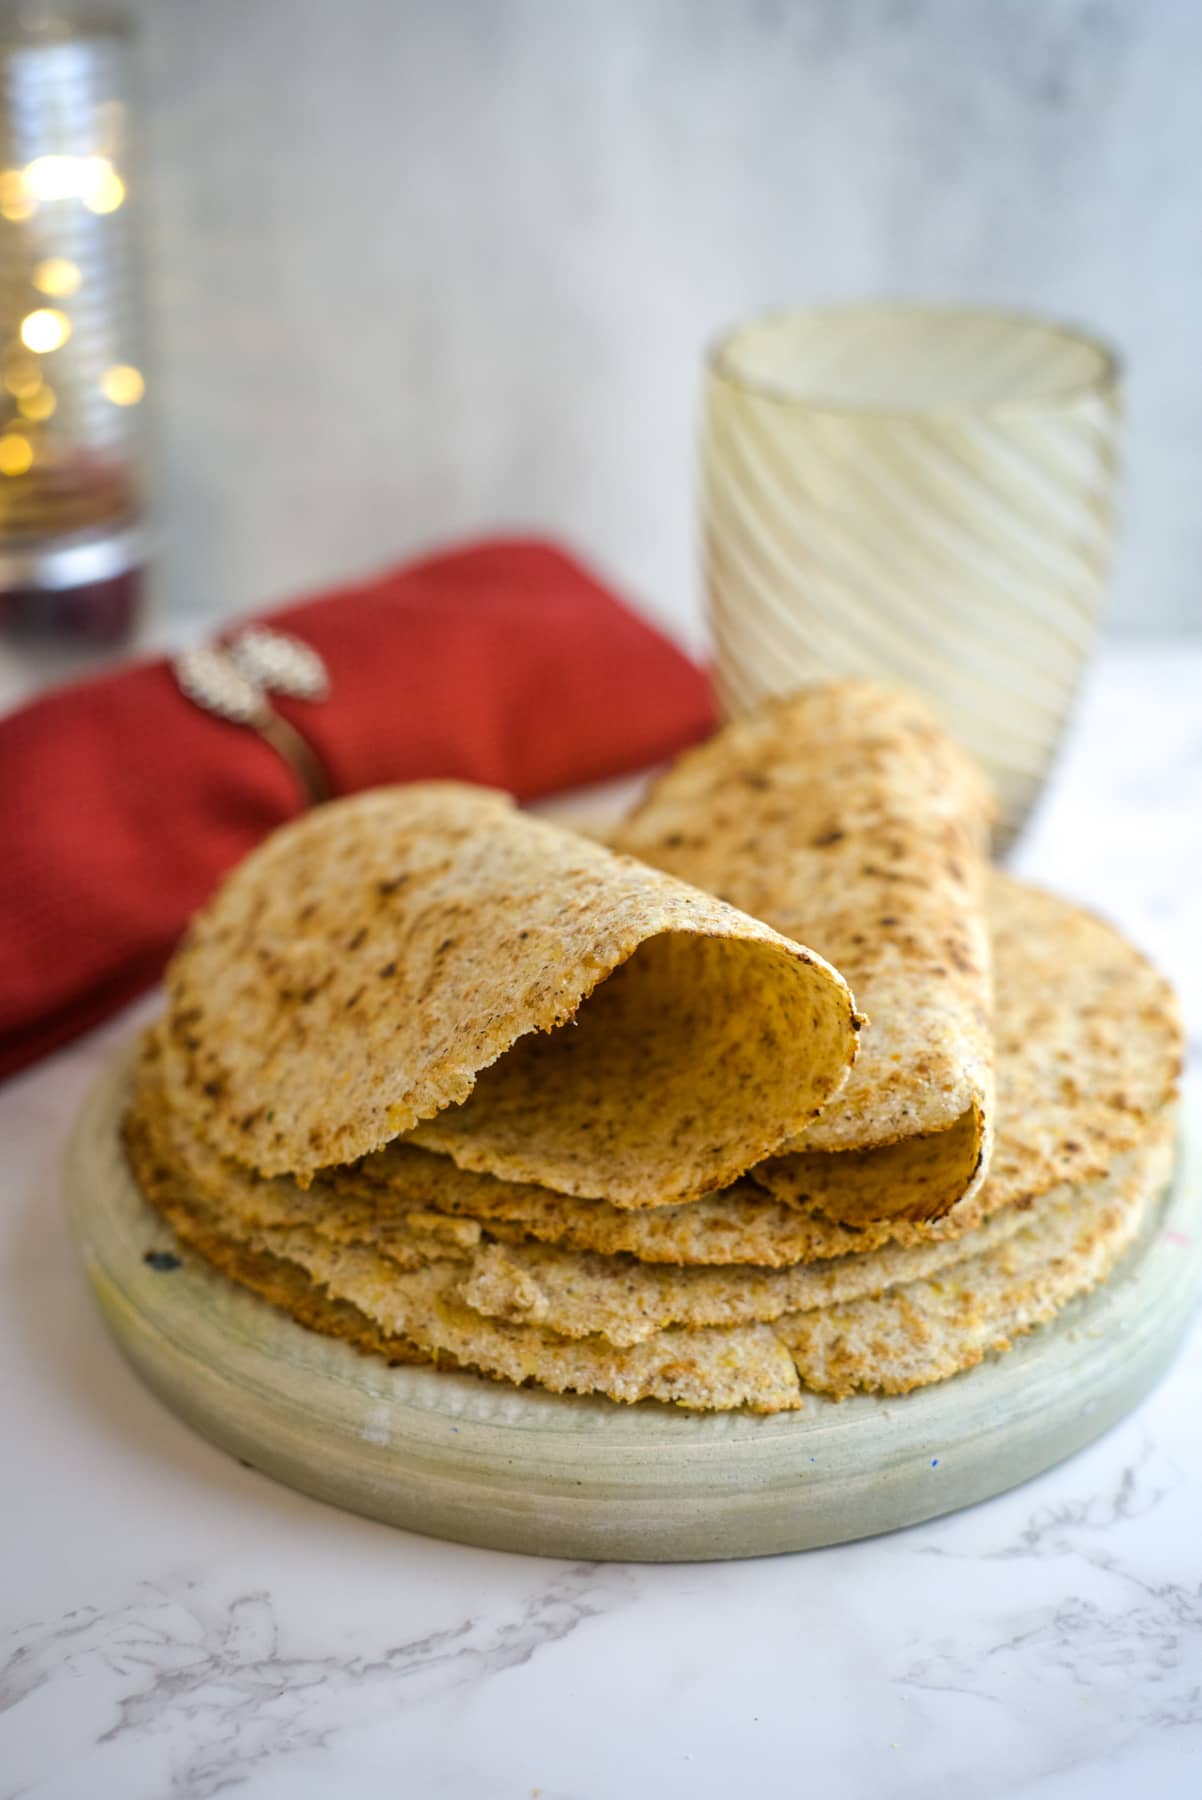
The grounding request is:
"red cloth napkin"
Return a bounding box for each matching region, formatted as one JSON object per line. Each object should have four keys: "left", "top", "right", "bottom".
{"left": 0, "top": 538, "right": 716, "bottom": 1080}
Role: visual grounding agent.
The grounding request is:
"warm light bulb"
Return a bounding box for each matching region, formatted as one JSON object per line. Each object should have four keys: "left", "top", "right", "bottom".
{"left": 23, "top": 155, "right": 78, "bottom": 201}
{"left": 18, "top": 385, "right": 55, "bottom": 421}
{"left": 82, "top": 158, "right": 125, "bottom": 214}
{"left": 3, "top": 351, "right": 42, "bottom": 398}
{"left": 101, "top": 363, "right": 144, "bottom": 406}
{"left": 20, "top": 309, "right": 71, "bottom": 353}
{"left": 0, "top": 433, "right": 34, "bottom": 476}
{"left": 33, "top": 258, "right": 81, "bottom": 298}
{"left": 19, "top": 155, "right": 126, "bottom": 213}
{"left": 0, "top": 169, "right": 32, "bottom": 221}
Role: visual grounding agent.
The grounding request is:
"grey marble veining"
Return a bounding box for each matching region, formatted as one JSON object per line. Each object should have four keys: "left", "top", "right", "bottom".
{"left": 3, "top": 1430, "right": 1201, "bottom": 1799}
{"left": 2, "top": 1563, "right": 635, "bottom": 1800}
{"left": 898, "top": 1441, "right": 1202, "bottom": 1723}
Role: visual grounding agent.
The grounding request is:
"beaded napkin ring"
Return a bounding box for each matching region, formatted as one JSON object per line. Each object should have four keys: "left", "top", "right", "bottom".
{"left": 172, "top": 627, "right": 331, "bottom": 805}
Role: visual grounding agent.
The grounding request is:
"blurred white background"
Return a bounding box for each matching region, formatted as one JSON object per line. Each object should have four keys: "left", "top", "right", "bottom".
{"left": 134, "top": 0, "right": 1202, "bottom": 646}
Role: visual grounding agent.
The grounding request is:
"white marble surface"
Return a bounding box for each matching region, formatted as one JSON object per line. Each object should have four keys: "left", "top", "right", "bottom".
{"left": 2, "top": 643, "right": 1201, "bottom": 1800}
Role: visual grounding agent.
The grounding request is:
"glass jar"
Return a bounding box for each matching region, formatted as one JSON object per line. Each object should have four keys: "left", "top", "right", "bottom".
{"left": 703, "top": 304, "right": 1121, "bottom": 842}
{"left": 0, "top": 6, "right": 147, "bottom": 642}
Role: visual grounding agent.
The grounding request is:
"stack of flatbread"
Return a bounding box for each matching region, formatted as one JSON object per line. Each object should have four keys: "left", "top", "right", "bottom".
{"left": 124, "top": 683, "right": 1182, "bottom": 1414}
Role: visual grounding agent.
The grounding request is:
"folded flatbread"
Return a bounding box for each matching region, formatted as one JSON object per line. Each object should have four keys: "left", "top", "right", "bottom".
{"left": 753, "top": 872, "right": 1182, "bottom": 1234}
{"left": 132, "top": 872, "right": 1179, "bottom": 1353}
{"left": 125, "top": 871, "right": 1181, "bottom": 1410}
{"left": 611, "top": 682, "right": 996, "bottom": 1222}
{"left": 324, "top": 874, "right": 1182, "bottom": 1268}
{"left": 161, "top": 783, "right": 859, "bottom": 1206}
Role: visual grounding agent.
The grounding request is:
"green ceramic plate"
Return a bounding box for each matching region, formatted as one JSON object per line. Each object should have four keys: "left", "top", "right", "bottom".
{"left": 66, "top": 1045, "right": 1202, "bottom": 1562}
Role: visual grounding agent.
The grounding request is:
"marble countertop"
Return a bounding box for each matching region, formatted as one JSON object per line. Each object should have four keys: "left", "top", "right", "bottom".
{"left": 2, "top": 642, "right": 1201, "bottom": 1800}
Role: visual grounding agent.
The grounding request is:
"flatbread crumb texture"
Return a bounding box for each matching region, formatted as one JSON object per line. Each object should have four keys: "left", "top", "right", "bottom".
{"left": 613, "top": 682, "right": 996, "bottom": 1220}
{"left": 161, "top": 783, "right": 858, "bottom": 1205}
{"left": 753, "top": 871, "right": 1182, "bottom": 1236}
{"left": 335, "top": 874, "right": 1183, "bottom": 1270}
{"left": 124, "top": 1053, "right": 1171, "bottom": 1413}
{"left": 776, "top": 1124, "right": 1173, "bottom": 1397}
{"left": 124, "top": 1072, "right": 804, "bottom": 1414}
